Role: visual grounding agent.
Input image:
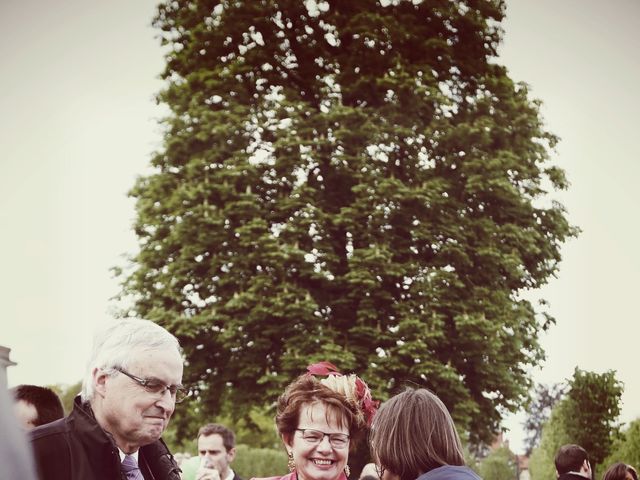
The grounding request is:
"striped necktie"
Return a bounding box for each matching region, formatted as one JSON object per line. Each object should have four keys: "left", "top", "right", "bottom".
{"left": 122, "top": 454, "right": 144, "bottom": 480}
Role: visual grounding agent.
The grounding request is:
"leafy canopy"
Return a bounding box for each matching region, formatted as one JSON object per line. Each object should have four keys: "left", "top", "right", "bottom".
{"left": 123, "top": 0, "right": 576, "bottom": 446}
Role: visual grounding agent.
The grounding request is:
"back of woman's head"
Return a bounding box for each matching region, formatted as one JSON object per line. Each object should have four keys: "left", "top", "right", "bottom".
{"left": 370, "top": 388, "right": 465, "bottom": 480}
{"left": 603, "top": 462, "right": 638, "bottom": 480}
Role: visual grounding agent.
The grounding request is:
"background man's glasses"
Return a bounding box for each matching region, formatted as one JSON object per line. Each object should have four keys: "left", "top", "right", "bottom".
{"left": 114, "top": 367, "right": 190, "bottom": 403}
{"left": 296, "top": 428, "right": 350, "bottom": 448}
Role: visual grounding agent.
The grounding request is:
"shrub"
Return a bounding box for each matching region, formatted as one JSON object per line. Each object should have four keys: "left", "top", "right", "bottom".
{"left": 233, "top": 444, "right": 288, "bottom": 478}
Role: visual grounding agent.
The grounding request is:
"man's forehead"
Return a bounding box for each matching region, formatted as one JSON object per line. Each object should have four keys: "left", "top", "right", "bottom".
{"left": 128, "top": 348, "right": 183, "bottom": 379}
{"left": 198, "top": 433, "right": 225, "bottom": 448}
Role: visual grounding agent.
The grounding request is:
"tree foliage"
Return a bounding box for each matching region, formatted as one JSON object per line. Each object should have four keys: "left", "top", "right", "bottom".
{"left": 603, "top": 419, "right": 640, "bottom": 471}
{"left": 478, "top": 446, "right": 516, "bottom": 480}
{"left": 528, "top": 369, "right": 623, "bottom": 480}
{"left": 49, "top": 381, "right": 82, "bottom": 415}
{"left": 523, "top": 382, "right": 566, "bottom": 455}
{"left": 528, "top": 400, "right": 572, "bottom": 480}
{"left": 123, "top": 0, "right": 576, "bottom": 445}
{"left": 563, "top": 368, "right": 623, "bottom": 467}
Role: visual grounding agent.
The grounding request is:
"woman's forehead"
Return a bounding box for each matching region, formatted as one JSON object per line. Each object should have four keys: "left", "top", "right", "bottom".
{"left": 299, "top": 401, "right": 348, "bottom": 430}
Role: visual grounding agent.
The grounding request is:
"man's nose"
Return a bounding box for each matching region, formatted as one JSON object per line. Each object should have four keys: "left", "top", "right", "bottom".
{"left": 155, "top": 389, "right": 175, "bottom": 411}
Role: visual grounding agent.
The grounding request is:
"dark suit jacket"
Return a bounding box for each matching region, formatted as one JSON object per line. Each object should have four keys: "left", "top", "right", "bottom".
{"left": 30, "top": 396, "right": 181, "bottom": 480}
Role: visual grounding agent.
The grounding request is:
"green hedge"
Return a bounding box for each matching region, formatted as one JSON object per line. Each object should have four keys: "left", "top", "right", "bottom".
{"left": 233, "top": 444, "right": 288, "bottom": 479}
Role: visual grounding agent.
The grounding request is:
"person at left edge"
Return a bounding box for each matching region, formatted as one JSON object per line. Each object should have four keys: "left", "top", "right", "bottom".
{"left": 29, "top": 318, "right": 185, "bottom": 480}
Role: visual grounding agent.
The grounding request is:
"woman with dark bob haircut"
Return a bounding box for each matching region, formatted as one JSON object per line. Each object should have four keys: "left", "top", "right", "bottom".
{"left": 252, "top": 362, "right": 377, "bottom": 480}
{"left": 602, "top": 462, "right": 639, "bottom": 480}
{"left": 370, "top": 388, "right": 481, "bottom": 480}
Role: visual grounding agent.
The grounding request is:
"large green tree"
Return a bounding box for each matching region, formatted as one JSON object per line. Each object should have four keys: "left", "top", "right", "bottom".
{"left": 123, "top": 0, "right": 575, "bottom": 445}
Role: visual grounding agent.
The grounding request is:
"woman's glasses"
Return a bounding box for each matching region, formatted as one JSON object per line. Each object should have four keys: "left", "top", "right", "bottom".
{"left": 296, "top": 428, "right": 350, "bottom": 449}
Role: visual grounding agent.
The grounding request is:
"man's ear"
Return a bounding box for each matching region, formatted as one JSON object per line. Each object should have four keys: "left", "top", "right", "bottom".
{"left": 227, "top": 447, "right": 236, "bottom": 462}
{"left": 93, "top": 368, "right": 109, "bottom": 397}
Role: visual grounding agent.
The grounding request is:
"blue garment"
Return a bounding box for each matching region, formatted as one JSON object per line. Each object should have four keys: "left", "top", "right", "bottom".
{"left": 416, "top": 465, "right": 482, "bottom": 480}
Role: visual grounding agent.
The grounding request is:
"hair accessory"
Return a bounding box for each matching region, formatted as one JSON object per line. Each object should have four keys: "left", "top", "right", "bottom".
{"left": 306, "top": 361, "right": 379, "bottom": 426}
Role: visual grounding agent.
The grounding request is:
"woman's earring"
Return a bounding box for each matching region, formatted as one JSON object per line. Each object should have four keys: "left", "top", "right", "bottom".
{"left": 288, "top": 451, "right": 296, "bottom": 472}
{"left": 344, "top": 465, "right": 351, "bottom": 477}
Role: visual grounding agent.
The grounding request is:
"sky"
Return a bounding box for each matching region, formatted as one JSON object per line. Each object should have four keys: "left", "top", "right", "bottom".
{"left": 1, "top": 0, "right": 639, "bottom": 454}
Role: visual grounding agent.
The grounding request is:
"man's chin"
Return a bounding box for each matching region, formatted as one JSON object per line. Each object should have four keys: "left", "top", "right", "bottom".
{"left": 142, "top": 423, "right": 166, "bottom": 441}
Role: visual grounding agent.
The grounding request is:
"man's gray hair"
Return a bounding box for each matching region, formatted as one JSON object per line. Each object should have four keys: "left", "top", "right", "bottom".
{"left": 80, "top": 319, "right": 182, "bottom": 402}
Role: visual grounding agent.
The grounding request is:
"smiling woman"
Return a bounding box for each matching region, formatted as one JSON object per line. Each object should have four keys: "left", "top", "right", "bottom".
{"left": 251, "top": 362, "right": 377, "bottom": 480}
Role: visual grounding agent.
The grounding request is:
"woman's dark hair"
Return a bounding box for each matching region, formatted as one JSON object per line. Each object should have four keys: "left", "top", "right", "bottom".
{"left": 603, "top": 462, "right": 639, "bottom": 480}
{"left": 370, "top": 387, "right": 465, "bottom": 480}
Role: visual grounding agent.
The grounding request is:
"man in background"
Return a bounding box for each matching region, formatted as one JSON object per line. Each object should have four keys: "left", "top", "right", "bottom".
{"left": 555, "top": 444, "right": 593, "bottom": 479}
{"left": 182, "top": 423, "right": 242, "bottom": 480}
{"left": 11, "top": 384, "right": 64, "bottom": 430}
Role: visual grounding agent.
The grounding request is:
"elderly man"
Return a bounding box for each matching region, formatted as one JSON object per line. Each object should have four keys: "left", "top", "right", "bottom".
{"left": 555, "top": 444, "right": 593, "bottom": 480}
{"left": 29, "top": 319, "right": 185, "bottom": 480}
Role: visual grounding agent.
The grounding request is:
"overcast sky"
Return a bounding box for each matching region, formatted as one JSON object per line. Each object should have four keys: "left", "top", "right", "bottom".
{"left": 1, "top": 0, "right": 638, "bottom": 454}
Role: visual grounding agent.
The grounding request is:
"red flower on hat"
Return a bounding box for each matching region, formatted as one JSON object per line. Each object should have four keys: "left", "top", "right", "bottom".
{"left": 306, "top": 361, "right": 379, "bottom": 426}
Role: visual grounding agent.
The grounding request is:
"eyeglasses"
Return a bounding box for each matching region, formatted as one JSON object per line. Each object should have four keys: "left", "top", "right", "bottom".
{"left": 114, "top": 367, "right": 190, "bottom": 403}
{"left": 296, "top": 428, "right": 350, "bottom": 449}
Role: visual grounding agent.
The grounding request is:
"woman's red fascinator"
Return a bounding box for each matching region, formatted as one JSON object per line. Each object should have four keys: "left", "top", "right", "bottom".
{"left": 307, "top": 361, "right": 379, "bottom": 426}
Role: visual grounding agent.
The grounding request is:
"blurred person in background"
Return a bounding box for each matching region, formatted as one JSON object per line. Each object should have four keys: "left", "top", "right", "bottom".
{"left": 11, "top": 384, "right": 64, "bottom": 430}
{"left": 181, "top": 423, "right": 242, "bottom": 480}
{"left": 554, "top": 444, "right": 592, "bottom": 480}
{"left": 602, "top": 462, "right": 638, "bottom": 480}
{"left": 0, "top": 383, "right": 37, "bottom": 479}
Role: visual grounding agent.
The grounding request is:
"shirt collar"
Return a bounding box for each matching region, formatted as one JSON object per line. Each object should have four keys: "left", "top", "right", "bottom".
{"left": 118, "top": 448, "right": 139, "bottom": 463}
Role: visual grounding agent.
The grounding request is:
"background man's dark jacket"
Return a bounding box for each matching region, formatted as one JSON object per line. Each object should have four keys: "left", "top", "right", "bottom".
{"left": 558, "top": 474, "right": 591, "bottom": 480}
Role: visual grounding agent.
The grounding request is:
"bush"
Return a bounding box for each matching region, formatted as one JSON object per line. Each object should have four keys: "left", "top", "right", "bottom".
{"left": 479, "top": 447, "right": 517, "bottom": 480}
{"left": 234, "top": 444, "right": 288, "bottom": 478}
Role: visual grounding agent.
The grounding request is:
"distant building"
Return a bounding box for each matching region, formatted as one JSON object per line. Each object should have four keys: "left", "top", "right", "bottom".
{"left": 0, "top": 345, "right": 17, "bottom": 388}
{"left": 491, "top": 432, "right": 510, "bottom": 451}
